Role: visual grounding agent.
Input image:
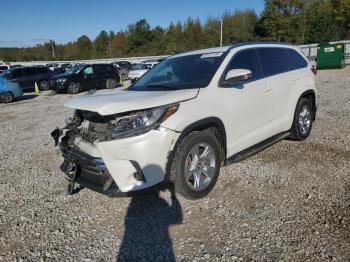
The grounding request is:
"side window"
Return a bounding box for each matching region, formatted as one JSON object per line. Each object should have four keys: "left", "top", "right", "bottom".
{"left": 104, "top": 65, "right": 115, "bottom": 73}
{"left": 37, "top": 67, "right": 49, "bottom": 74}
{"left": 225, "top": 49, "right": 262, "bottom": 81}
{"left": 11, "top": 69, "right": 23, "bottom": 78}
{"left": 83, "top": 66, "right": 94, "bottom": 75}
{"left": 257, "top": 48, "right": 290, "bottom": 77}
{"left": 23, "top": 67, "right": 37, "bottom": 76}
{"left": 287, "top": 49, "right": 308, "bottom": 70}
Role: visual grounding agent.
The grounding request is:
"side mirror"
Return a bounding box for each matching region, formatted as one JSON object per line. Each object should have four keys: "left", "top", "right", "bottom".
{"left": 223, "top": 69, "right": 252, "bottom": 86}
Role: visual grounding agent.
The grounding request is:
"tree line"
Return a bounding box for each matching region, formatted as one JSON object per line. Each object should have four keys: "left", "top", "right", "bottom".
{"left": 1, "top": 0, "right": 349, "bottom": 62}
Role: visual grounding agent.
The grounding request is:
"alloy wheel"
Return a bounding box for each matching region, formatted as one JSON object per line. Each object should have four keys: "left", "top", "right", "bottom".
{"left": 298, "top": 105, "right": 311, "bottom": 135}
{"left": 184, "top": 143, "right": 216, "bottom": 191}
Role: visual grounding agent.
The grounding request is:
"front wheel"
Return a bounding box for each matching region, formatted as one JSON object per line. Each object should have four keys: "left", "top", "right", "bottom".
{"left": 290, "top": 97, "right": 313, "bottom": 141}
{"left": 170, "top": 130, "right": 221, "bottom": 199}
{"left": 67, "top": 82, "right": 81, "bottom": 94}
{"left": 0, "top": 92, "right": 14, "bottom": 103}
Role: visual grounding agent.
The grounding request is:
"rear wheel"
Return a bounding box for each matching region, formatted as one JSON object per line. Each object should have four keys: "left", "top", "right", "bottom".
{"left": 106, "top": 78, "right": 118, "bottom": 89}
{"left": 290, "top": 97, "right": 313, "bottom": 141}
{"left": 67, "top": 82, "right": 81, "bottom": 94}
{"left": 1, "top": 92, "right": 14, "bottom": 103}
{"left": 39, "top": 80, "right": 50, "bottom": 91}
{"left": 170, "top": 130, "right": 221, "bottom": 199}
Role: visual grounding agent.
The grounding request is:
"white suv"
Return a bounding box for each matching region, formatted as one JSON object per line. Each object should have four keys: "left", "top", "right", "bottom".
{"left": 52, "top": 42, "right": 317, "bottom": 199}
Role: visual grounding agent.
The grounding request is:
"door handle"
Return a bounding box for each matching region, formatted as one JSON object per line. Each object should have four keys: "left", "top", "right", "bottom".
{"left": 262, "top": 86, "right": 272, "bottom": 93}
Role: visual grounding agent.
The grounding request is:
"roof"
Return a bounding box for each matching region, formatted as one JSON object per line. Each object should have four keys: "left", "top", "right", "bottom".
{"left": 170, "top": 42, "right": 294, "bottom": 59}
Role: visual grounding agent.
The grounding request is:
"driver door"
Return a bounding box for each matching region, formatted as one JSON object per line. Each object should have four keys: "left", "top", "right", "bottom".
{"left": 220, "top": 48, "right": 273, "bottom": 154}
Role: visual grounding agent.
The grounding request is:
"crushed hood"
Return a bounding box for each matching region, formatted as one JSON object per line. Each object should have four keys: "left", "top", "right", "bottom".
{"left": 64, "top": 88, "right": 199, "bottom": 115}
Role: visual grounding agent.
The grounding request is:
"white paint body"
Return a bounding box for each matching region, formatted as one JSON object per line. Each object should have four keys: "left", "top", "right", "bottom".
{"left": 62, "top": 43, "right": 317, "bottom": 192}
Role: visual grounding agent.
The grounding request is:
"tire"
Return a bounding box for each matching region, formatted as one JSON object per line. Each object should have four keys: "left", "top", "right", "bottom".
{"left": 39, "top": 80, "right": 50, "bottom": 91}
{"left": 106, "top": 78, "right": 118, "bottom": 89}
{"left": 170, "top": 129, "right": 221, "bottom": 199}
{"left": 67, "top": 82, "right": 81, "bottom": 94}
{"left": 0, "top": 92, "right": 14, "bottom": 103}
{"left": 290, "top": 97, "right": 313, "bottom": 141}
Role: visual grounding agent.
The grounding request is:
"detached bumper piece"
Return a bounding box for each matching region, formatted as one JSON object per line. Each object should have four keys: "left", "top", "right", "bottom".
{"left": 59, "top": 144, "right": 126, "bottom": 197}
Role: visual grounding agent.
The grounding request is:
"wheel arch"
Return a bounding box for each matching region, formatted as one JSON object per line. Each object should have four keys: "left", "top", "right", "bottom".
{"left": 299, "top": 89, "right": 316, "bottom": 120}
{"left": 166, "top": 117, "right": 227, "bottom": 174}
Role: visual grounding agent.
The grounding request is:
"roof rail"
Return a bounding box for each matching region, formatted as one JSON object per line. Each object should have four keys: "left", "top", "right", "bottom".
{"left": 228, "top": 41, "right": 293, "bottom": 51}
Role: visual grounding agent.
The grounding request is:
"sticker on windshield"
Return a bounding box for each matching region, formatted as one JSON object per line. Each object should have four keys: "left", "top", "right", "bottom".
{"left": 200, "top": 52, "right": 223, "bottom": 58}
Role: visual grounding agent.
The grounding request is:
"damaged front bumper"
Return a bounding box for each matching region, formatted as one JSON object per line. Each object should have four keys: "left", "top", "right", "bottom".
{"left": 59, "top": 142, "right": 126, "bottom": 197}
{"left": 52, "top": 123, "right": 180, "bottom": 197}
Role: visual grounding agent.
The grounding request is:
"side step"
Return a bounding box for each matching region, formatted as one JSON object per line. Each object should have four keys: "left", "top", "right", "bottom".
{"left": 226, "top": 131, "right": 291, "bottom": 165}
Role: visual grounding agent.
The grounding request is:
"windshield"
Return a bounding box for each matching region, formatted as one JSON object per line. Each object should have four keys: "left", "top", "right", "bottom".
{"left": 132, "top": 64, "right": 149, "bottom": 70}
{"left": 129, "top": 52, "right": 227, "bottom": 91}
{"left": 65, "top": 65, "right": 85, "bottom": 75}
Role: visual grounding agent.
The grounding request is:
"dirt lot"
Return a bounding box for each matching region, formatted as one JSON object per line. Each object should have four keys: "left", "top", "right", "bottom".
{"left": 0, "top": 68, "right": 349, "bottom": 261}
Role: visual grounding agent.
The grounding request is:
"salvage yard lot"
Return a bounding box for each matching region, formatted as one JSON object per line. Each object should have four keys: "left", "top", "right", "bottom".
{"left": 0, "top": 68, "right": 350, "bottom": 261}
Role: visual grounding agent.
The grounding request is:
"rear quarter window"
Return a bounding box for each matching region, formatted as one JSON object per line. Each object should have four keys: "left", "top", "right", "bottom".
{"left": 257, "top": 47, "right": 290, "bottom": 77}
{"left": 287, "top": 49, "right": 308, "bottom": 70}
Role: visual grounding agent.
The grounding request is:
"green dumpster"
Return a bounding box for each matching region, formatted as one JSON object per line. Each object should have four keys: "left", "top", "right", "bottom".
{"left": 316, "top": 43, "right": 345, "bottom": 69}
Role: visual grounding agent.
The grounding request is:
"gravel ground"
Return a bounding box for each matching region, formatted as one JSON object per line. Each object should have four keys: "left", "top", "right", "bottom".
{"left": 0, "top": 69, "right": 349, "bottom": 261}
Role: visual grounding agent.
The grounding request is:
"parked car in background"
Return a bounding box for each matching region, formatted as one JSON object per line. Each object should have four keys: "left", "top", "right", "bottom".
{"left": 0, "top": 66, "right": 55, "bottom": 91}
{"left": 142, "top": 58, "right": 164, "bottom": 64}
{"left": 128, "top": 63, "right": 152, "bottom": 82}
{"left": 114, "top": 61, "right": 132, "bottom": 70}
{"left": 0, "top": 77, "right": 23, "bottom": 103}
{"left": 10, "top": 64, "right": 22, "bottom": 68}
{"left": 46, "top": 63, "right": 59, "bottom": 71}
{"left": 50, "top": 63, "right": 120, "bottom": 94}
{"left": 53, "top": 42, "right": 317, "bottom": 199}
{"left": 0, "top": 65, "right": 10, "bottom": 74}
{"left": 111, "top": 62, "right": 128, "bottom": 80}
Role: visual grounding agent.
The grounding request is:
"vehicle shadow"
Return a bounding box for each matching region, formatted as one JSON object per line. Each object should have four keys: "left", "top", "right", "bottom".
{"left": 116, "top": 183, "right": 183, "bottom": 261}
{"left": 15, "top": 94, "right": 38, "bottom": 102}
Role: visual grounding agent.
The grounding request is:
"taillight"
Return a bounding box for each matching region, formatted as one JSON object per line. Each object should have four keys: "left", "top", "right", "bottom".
{"left": 311, "top": 65, "right": 317, "bottom": 76}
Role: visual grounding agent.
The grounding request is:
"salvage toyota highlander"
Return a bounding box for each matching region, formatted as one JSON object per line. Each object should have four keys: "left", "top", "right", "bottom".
{"left": 52, "top": 42, "right": 317, "bottom": 199}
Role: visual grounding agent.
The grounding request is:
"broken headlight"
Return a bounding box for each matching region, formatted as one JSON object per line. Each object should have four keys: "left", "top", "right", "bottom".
{"left": 109, "top": 104, "right": 178, "bottom": 139}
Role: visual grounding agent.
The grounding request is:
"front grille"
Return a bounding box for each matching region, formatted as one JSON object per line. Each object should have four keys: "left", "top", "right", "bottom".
{"left": 78, "top": 111, "right": 113, "bottom": 143}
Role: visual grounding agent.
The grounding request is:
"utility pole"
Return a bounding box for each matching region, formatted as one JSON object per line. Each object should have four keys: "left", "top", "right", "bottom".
{"left": 220, "top": 19, "right": 223, "bottom": 47}
{"left": 51, "top": 43, "right": 55, "bottom": 58}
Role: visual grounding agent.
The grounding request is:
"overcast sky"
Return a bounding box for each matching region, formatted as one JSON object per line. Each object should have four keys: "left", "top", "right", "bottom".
{"left": 0, "top": 0, "right": 264, "bottom": 47}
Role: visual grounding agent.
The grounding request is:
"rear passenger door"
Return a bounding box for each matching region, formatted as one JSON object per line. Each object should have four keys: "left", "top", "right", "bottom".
{"left": 94, "top": 64, "right": 116, "bottom": 88}
{"left": 220, "top": 48, "right": 273, "bottom": 153}
{"left": 256, "top": 47, "right": 307, "bottom": 134}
